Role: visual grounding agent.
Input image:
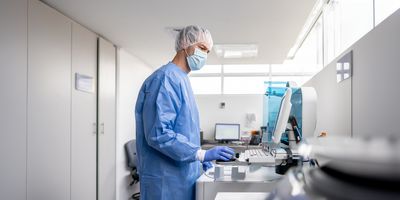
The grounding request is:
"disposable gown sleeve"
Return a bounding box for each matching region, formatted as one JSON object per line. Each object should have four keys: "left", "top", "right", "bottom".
{"left": 145, "top": 76, "right": 200, "bottom": 162}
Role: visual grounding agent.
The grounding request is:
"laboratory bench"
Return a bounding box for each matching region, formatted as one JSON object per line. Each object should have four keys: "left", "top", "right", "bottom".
{"left": 214, "top": 192, "right": 270, "bottom": 200}
{"left": 196, "top": 165, "right": 282, "bottom": 200}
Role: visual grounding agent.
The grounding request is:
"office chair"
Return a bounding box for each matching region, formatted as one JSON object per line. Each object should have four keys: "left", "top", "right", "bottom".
{"left": 124, "top": 139, "right": 140, "bottom": 200}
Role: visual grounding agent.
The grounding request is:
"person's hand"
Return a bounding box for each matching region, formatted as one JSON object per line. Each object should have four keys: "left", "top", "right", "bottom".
{"left": 202, "top": 161, "right": 213, "bottom": 172}
{"left": 204, "top": 146, "right": 235, "bottom": 162}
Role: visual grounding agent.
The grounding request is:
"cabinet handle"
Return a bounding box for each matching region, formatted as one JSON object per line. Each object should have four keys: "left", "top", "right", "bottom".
{"left": 92, "top": 123, "right": 97, "bottom": 134}
{"left": 100, "top": 123, "right": 105, "bottom": 134}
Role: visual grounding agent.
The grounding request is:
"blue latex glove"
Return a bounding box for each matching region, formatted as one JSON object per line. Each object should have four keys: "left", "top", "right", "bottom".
{"left": 202, "top": 161, "right": 213, "bottom": 172}
{"left": 204, "top": 146, "right": 235, "bottom": 162}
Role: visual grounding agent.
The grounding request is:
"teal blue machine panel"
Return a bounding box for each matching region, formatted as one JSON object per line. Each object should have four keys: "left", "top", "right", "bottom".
{"left": 262, "top": 82, "right": 303, "bottom": 145}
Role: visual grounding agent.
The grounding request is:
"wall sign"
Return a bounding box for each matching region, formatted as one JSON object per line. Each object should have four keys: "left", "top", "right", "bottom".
{"left": 75, "top": 73, "right": 94, "bottom": 93}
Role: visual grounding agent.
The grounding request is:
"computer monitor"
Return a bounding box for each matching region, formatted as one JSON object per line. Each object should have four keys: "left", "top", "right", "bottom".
{"left": 215, "top": 123, "right": 240, "bottom": 142}
{"left": 272, "top": 88, "right": 292, "bottom": 144}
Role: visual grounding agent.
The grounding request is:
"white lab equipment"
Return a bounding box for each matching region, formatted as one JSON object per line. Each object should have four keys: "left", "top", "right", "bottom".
{"left": 269, "top": 136, "right": 400, "bottom": 200}
{"left": 243, "top": 149, "right": 275, "bottom": 164}
{"left": 214, "top": 165, "right": 225, "bottom": 180}
{"left": 247, "top": 85, "right": 317, "bottom": 175}
{"left": 196, "top": 165, "right": 282, "bottom": 200}
{"left": 231, "top": 166, "right": 246, "bottom": 180}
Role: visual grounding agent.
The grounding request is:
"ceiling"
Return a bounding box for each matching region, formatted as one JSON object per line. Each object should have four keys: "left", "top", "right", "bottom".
{"left": 42, "top": 0, "right": 317, "bottom": 68}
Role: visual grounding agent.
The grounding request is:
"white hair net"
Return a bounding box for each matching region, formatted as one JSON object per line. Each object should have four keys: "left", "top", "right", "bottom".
{"left": 175, "top": 25, "right": 213, "bottom": 52}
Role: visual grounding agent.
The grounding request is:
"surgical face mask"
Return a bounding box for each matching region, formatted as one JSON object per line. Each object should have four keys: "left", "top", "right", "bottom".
{"left": 186, "top": 48, "right": 207, "bottom": 71}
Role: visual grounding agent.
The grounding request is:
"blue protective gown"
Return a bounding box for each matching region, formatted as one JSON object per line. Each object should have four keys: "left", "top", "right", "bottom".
{"left": 135, "top": 62, "right": 202, "bottom": 200}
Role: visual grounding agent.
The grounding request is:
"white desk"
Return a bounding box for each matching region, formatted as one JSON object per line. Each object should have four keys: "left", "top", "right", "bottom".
{"left": 196, "top": 165, "right": 282, "bottom": 200}
{"left": 215, "top": 192, "right": 270, "bottom": 200}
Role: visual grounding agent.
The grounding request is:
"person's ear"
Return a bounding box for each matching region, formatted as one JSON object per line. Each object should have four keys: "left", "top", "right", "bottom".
{"left": 181, "top": 49, "right": 188, "bottom": 56}
{"left": 186, "top": 45, "right": 195, "bottom": 55}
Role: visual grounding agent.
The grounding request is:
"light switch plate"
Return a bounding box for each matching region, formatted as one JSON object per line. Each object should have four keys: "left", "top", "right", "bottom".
{"left": 336, "top": 51, "right": 353, "bottom": 83}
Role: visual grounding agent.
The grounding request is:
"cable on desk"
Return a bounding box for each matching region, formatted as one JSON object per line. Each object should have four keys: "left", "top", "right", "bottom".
{"left": 203, "top": 171, "right": 216, "bottom": 180}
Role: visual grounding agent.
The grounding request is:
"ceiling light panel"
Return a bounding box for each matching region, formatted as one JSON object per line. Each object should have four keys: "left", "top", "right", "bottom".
{"left": 214, "top": 44, "right": 258, "bottom": 59}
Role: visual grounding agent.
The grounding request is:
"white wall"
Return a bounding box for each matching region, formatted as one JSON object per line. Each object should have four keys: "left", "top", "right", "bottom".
{"left": 0, "top": 0, "right": 27, "bottom": 199}
{"left": 116, "top": 49, "right": 153, "bottom": 200}
{"left": 195, "top": 94, "right": 264, "bottom": 140}
{"left": 304, "top": 8, "right": 400, "bottom": 138}
{"left": 303, "top": 59, "right": 352, "bottom": 137}
{"left": 351, "top": 9, "right": 400, "bottom": 138}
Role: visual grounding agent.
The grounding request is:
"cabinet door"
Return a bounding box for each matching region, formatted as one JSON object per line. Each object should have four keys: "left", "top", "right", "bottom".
{"left": 98, "top": 37, "right": 116, "bottom": 200}
{"left": 27, "top": 1, "right": 71, "bottom": 199}
{"left": 0, "top": 0, "right": 27, "bottom": 199}
{"left": 71, "top": 22, "right": 97, "bottom": 200}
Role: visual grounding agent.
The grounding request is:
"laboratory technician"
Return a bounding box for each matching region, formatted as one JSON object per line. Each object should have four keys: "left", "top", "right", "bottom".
{"left": 135, "top": 25, "right": 235, "bottom": 200}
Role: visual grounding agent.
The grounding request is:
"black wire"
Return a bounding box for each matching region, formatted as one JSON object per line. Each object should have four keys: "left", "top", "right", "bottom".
{"left": 131, "top": 192, "right": 140, "bottom": 200}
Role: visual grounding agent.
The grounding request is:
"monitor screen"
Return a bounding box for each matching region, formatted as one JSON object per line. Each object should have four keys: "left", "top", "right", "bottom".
{"left": 215, "top": 123, "right": 240, "bottom": 141}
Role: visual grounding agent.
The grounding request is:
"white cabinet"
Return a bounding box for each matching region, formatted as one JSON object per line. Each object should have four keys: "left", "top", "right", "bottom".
{"left": 71, "top": 22, "right": 98, "bottom": 200}
{"left": 1, "top": 1, "right": 117, "bottom": 199}
{"left": 27, "top": 0, "right": 72, "bottom": 199}
{"left": 98, "top": 38, "right": 117, "bottom": 200}
{"left": 0, "top": 0, "right": 28, "bottom": 199}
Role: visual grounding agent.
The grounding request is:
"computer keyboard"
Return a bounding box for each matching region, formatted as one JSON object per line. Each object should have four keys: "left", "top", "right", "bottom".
{"left": 244, "top": 149, "right": 275, "bottom": 164}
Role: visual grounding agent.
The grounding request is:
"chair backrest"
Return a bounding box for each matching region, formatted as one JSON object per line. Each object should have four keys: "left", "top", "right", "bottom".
{"left": 124, "top": 139, "right": 138, "bottom": 168}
